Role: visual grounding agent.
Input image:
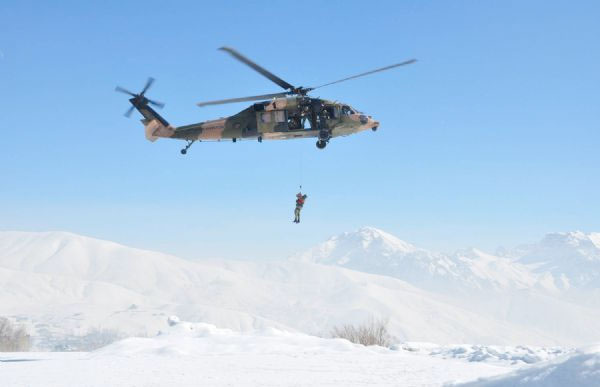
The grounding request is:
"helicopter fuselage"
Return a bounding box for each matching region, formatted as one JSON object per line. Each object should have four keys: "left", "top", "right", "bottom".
{"left": 167, "top": 97, "right": 379, "bottom": 143}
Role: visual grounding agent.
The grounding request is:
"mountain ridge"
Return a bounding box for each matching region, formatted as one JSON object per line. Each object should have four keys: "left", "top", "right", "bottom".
{"left": 296, "top": 226, "right": 600, "bottom": 294}
{"left": 2, "top": 229, "right": 600, "bottom": 348}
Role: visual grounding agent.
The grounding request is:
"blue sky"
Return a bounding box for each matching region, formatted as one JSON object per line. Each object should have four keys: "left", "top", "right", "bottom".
{"left": 0, "top": 0, "right": 598, "bottom": 260}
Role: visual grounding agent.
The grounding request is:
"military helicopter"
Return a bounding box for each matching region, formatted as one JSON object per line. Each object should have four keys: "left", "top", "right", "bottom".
{"left": 116, "top": 47, "right": 416, "bottom": 154}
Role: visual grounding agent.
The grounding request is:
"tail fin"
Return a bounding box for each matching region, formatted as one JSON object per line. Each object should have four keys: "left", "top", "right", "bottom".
{"left": 116, "top": 78, "right": 175, "bottom": 142}
{"left": 134, "top": 102, "right": 175, "bottom": 142}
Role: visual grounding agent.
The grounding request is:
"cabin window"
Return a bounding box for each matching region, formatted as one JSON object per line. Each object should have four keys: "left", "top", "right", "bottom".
{"left": 260, "top": 111, "right": 286, "bottom": 124}
{"left": 274, "top": 110, "right": 286, "bottom": 123}
{"left": 260, "top": 112, "right": 272, "bottom": 123}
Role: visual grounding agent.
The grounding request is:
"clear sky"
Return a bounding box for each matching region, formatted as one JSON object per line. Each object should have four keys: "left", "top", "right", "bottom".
{"left": 0, "top": 0, "right": 598, "bottom": 260}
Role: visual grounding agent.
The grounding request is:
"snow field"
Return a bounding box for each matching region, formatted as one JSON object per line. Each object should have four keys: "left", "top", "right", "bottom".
{"left": 457, "top": 344, "right": 600, "bottom": 386}
{"left": 398, "top": 342, "right": 570, "bottom": 366}
{"left": 3, "top": 321, "right": 599, "bottom": 386}
{"left": 1, "top": 321, "right": 510, "bottom": 387}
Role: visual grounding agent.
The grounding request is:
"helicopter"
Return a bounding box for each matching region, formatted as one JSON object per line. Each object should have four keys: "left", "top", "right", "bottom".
{"left": 116, "top": 47, "right": 416, "bottom": 154}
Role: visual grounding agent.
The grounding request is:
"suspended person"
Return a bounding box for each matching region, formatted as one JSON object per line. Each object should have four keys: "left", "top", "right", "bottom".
{"left": 293, "top": 192, "right": 307, "bottom": 223}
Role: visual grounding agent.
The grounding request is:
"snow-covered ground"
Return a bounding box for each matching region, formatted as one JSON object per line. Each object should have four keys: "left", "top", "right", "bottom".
{"left": 2, "top": 320, "right": 598, "bottom": 387}
{"left": 398, "top": 342, "right": 570, "bottom": 366}
{"left": 459, "top": 344, "right": 600, "bottom": 387}
{"left": 0, "top": 320, "right": 511, "bottom": 387}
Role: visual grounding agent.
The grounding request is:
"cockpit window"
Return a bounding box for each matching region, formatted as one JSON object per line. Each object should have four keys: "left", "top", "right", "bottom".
{"left": 341, "top": 105, "right": 355, "bottom": 115}
{"left": 349, "top": 105, "right": 362, "bottom": 114}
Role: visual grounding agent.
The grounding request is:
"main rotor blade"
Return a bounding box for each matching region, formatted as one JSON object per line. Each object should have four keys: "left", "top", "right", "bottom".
{"left": 115, "top": 86, "right": 136, "bottom": 97}
{"left": 197, "top": 92, "right": 289, "bottom": 107}
{"left": 219, "top": 46, "right": 295, "bottom": 91}
{"left": 140, "top": 77, "right": 155, "bottom": 96}
{"left": 312, "top": 59, "right": 417, "bottom": 90}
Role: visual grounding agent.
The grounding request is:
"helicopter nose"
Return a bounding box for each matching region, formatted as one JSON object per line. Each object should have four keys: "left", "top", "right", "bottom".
{"left": 370, "top": 118, "right": 379, "bottom": 131}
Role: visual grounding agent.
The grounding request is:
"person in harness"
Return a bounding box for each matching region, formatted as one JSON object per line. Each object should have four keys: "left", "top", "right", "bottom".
{"left": 293, "top": 192, "right": 307, "bottom": 223}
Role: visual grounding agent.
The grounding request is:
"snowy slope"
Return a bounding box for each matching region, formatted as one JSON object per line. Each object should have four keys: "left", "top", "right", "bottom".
{"left": 0, "top": 231, "right": 294, "bottom": 341}
{"left": 293, "top": 227, "right": 600, "bottom": 345}
{"left": 91, "top": 320, "right": 373, "bottom": 357}
{"left": 3, "top": 320, "right": 598, "bottom": 387}
{"left": 458, "top": 344, "right": 600, "bottom": 387}
{"left": 2, "top": 230, "right": 600, "bottom": 347}
{"left": 399, "top": 342, "right": 569, "bottom": 366}
{"left": 0, "top": 320, "right": 512, "bottom": 387}
{"left": 0, "top": 231, "right": 576, "bottom": 347}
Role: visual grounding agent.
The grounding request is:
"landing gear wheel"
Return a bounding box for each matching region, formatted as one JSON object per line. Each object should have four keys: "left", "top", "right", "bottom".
{"left": 181, "top": 139, "right": 195, "bottom": 155}
{"left": 371, "top": 126, "right": 378, "bottom": 132}
{"left": 316, "top": 140, "right": 327, "bottom": 149}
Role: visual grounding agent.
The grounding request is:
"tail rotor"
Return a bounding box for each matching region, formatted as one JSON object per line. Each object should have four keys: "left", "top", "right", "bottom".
{"left": 115, "top": 77, "right": 165, "bottom": 117}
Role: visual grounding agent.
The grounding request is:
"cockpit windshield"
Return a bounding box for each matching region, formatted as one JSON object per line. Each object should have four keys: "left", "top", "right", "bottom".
{"left": 341, "top": 105, "right": 354, "bottom": 115}
{"left": 341, "top": 105, "right": 362, "bottom": 115}
{"left": 349, "top": 105, "right": 362, "bottom": 114}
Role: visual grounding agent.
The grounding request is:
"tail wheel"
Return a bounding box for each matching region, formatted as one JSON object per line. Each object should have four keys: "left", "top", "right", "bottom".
{"left": 316, "top": 140, "right": 327, "bottom": 149}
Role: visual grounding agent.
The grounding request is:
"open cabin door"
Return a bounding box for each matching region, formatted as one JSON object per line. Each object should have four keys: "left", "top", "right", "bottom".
{"left": 257, "top": 109, "right": 289, "bottom": 133}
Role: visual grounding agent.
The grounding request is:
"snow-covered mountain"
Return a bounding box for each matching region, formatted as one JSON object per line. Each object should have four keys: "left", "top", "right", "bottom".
{"left": 508, "top": 231, "right": 600, "bottom": 290}
{"left": 1, "top": 231, "right": 564, "bottom": 347}
{"left": 294, "top": 227, "right": 538, "bottom": 293}
{"left": 2, "top": 229, "right": 600, "bottom": 348}
{"left": 293, "top": 227, "right": 600, "bottom": 345}
{"left": 296, "top": 227, "right": 600, "bottom": 295}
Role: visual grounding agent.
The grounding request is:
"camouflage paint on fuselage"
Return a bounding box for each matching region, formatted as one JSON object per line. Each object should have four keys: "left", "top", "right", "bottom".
{"left": 136, "top": 97, "right": 379, "bottom": 143}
